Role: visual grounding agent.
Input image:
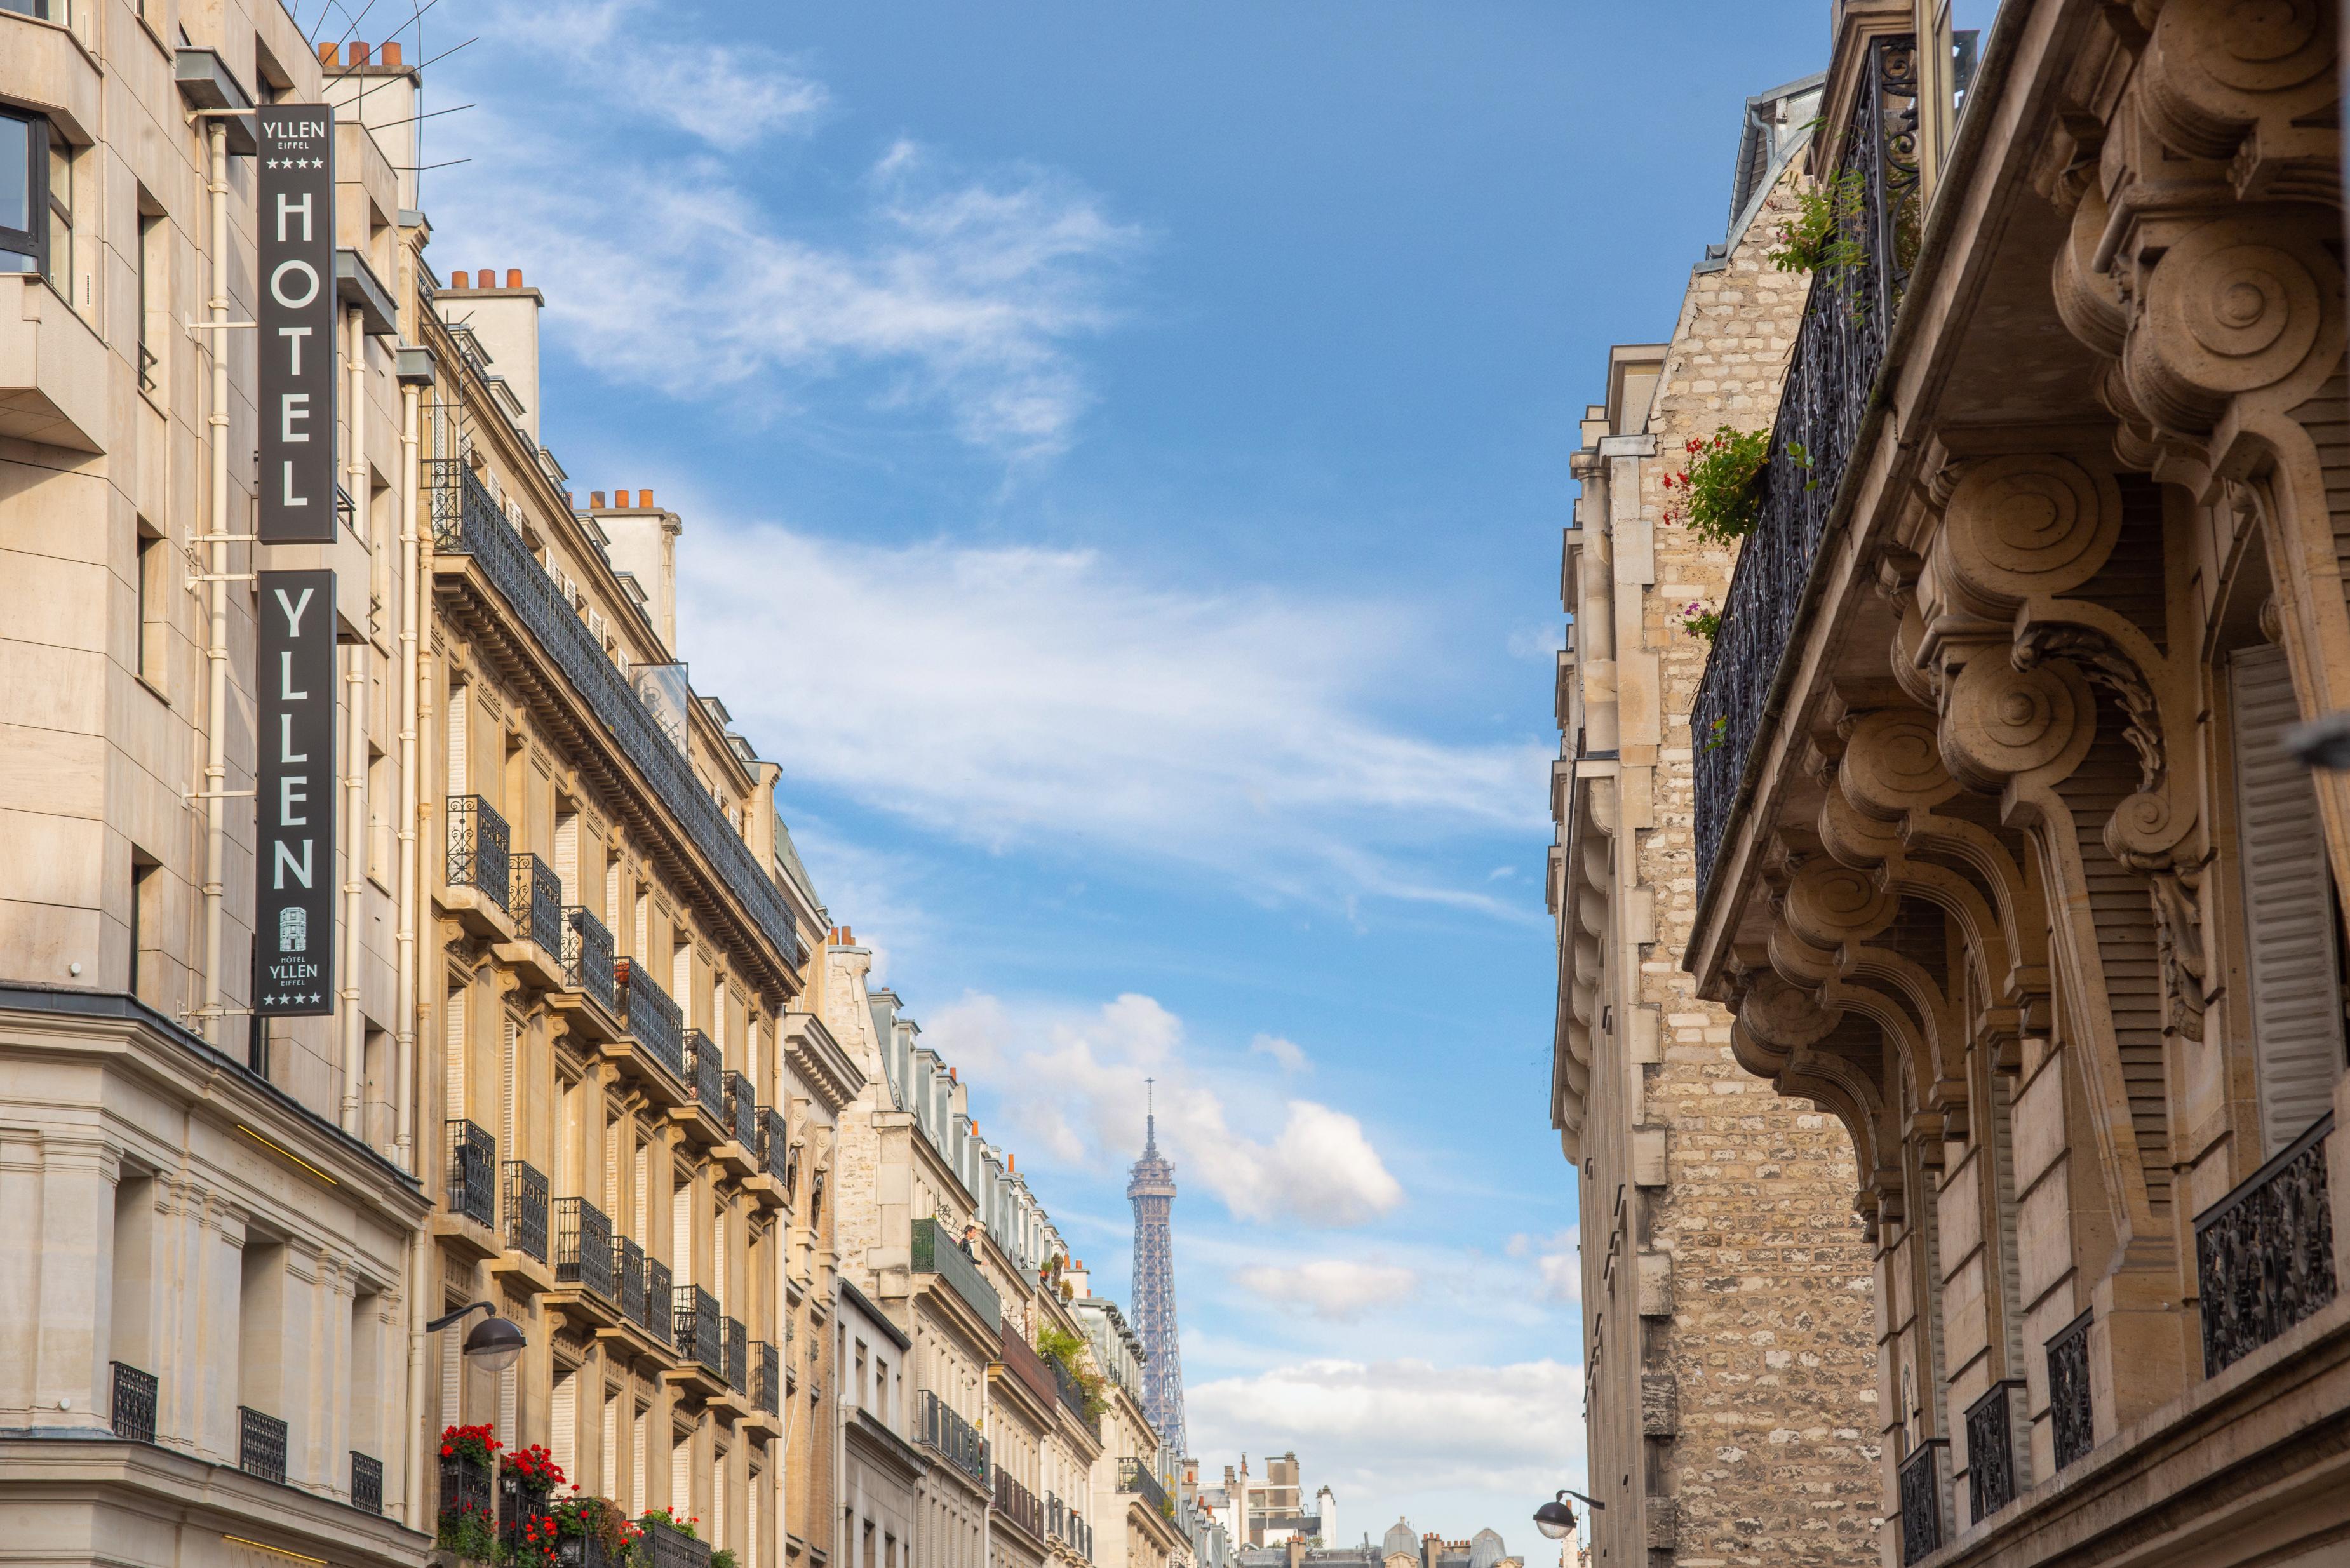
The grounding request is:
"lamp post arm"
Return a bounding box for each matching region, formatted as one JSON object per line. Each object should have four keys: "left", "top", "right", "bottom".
{"left": 427, "top": 1301, "right": 493, "bottom": 1334}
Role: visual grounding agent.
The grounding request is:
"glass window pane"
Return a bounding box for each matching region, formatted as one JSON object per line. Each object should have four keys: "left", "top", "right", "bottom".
{"left": 0, "top": 0, "right": 53, "bottom": 19}
{"left": 47, "top": 204, "right": 69, "bottom": 288}
{"left": 0, "top": 253, "right": 35, "bottom": 275}
{"left": 48, "top": 139, "right": 69, "bottom": 212}
{"left": 0, "top": 117, "right": 29, "bottom": 233}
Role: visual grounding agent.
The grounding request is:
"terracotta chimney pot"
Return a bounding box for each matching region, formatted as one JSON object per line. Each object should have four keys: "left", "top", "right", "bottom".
{"left": 589, "top": 492, "right": 606, "bottom": 507}
{"left": 318, "top": 41, "right": 339, "bottom": 66}
{"left": 351, "top": 41, "right": 370, "bottom": 66}
{"left": 506, "top": 268, "right": 523, "bottom": 288}
{"left": 638, "top": 488, "right": 655, "bottom": 508}
{"left": 380, "top": 41, "right": 402, "bottom": 65}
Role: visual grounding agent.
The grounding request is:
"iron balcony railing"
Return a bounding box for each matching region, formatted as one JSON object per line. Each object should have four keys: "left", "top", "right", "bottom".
{"left": 2194, "top": 1111, "right": 2336, "bottom": 1376}
{"left": 239, "top": 1406, "right": 288, "bottom": 1484}
{"left": 640, "top": 1518, "right": 711, "bottom": 1568}
{"left": 441, "top": 1449, "right": 493, "bottom": 1530}
{"left": 446, "top": 794, "right": 511, "bottom": 904}
{"left": 110, "top": 1361, "right": 157, "bottom": 1442}
{"left": 1047, "top": 1348, "right": 1091, "bottom": 1423}
{"left": 1964, "top": 1382, "right": 2022, "bottom": 1525}
{"left": 564, "top": 906, "right": 616, "bottom": 1008}
{"left": 912, "top": 1216, "right": 1002, "bottom": 1330}
{"left": 682, "top": 1029, "right": 725, "bottom": 1123}
{"left": 994, "top": 1468, "right": 1044, "bottom": 1539}
{"left": 1117, "top": 1459, "right": 1168, "bottom": 1517}
{"left": 754, "top": 1340, "right": 782, "bottom": 1414}
{"left": 351, "top": 1451, "right": 384, "bottom": 1515}
{"left": 916, "top": 1390, "right": 990, "bottom": 1489}
{"left": 448, "top": 1118, "right": 497, "bottom": 1230}
{"left": 556, "top": 1196, "right": 617, "bottom": 1301}
{"left": 725, "top": 1315, "right": 749, "bottom": 1395}
{"left": 559, "top": 1534, "right": 621, "bottom": 1568}
{"left": 2048, "top": 1310, "right": 2095, "bottom": 1471}
{"left": 1049, "top": 1497, "right": 1092, "bottom": 1561}
{"left": 614, "top": 958, "right": 685, "bottom": 1081}
{"left": 504, "top": 1160, "right": 549, "bottom": 1263}
{"left": 616, "top": 1236, "right": 648, "bottom": 1327}
{"left": 723, "top": 1071, "right": 760, "bottom": 1147}
{"left": 500, "top": 1473, "right": 558, "bottom": 1557}
{"left": 645, "top": 1257, "right": 673, "bottom": 1339}
{"left": 511, "top": 852, "right": 564, "bottom": 953}
{"left": 1898, "top": 1442, "right": 1944, "bottom": 1566}
{"left": 428, "top": 460, "right": 803, "bottom": 970}
{"left": 1688, "top": 32, "right": 1921, "bottom": 903}
{"left": 761, "top": 1107, "right": 791, "bottom": 1186}
{"left": 675, "top": 1284, "right": 723, "bottom": 1376}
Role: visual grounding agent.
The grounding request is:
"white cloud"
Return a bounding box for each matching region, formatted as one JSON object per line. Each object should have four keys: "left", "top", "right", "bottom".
{"left": 923, "top": 991, "right": 1402, "bottom": 1229}
{"left": 1188, "top": 1358, "right": 1586, "bottom": 1532}
{"left": 1531, "top": 1228, "right": 1580, "bottom": 1307}
{"left": 1507, "top": 624, "right": 1566, "bottom": 661}
{"left": 675, "top": 525, "right": 1547, "bottom": 911}
{"left": 1235, "top": 1261, "right": 1419, "bottom": 1320}
{"left": 433, "top": 16, "right": 1136, "bottom": 457}
{"left": 1251, "top": 1033, "right": 1310, "bottom": 1073}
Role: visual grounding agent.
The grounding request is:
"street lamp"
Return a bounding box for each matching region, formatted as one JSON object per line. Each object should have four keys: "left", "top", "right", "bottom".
{"left": 429, "top": 1301, "right": 526, "bottom": 1373}
{"left": 1534, "top": 1490, "right": 1604, "bottom": 1540}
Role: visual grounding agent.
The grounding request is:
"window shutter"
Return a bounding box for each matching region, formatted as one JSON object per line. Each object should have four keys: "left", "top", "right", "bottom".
{"left": 441, "top": 1310, "right": 462, "bottom": 1427}
{"left": 502, "top": 1017, "right": 520, "bottom": 1156}
{"left": 445, "top": 986, "right": 467, "bottom": 1122}
{"left": 448, "top": 685, "right": 468, "bottom": 794}
{"left": 2230, "top": 643, "right": 2347, "bottom": 1156}
{"left": 603, "top": 1388, "right": 620, "bottom": 1498}
{"left": 671, "top": 1431, "right": 691, "bottom": 1515}
{"left": 631, "top": 1407, "right": 648, "bottom": 1516}
{"left": 673, "top": 1184, "right": 693, "bottom": 1287}
{"left": 498, "top": 1363, "right": 516, "bottom": 1442}
{"left": 550, "top": 1370, "right": 576, "bottom": 1482}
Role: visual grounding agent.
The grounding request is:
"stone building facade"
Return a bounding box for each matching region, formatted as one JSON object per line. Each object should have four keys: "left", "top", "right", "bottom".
{"left": 1675, "top": 1, "right": 2350, "bottom": 1565}
{"left": 1550, "top": 69, "right": 1883, "bottom": 1568}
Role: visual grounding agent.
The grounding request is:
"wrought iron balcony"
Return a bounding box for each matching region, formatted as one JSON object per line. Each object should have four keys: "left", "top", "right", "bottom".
{"left": 912, "top": 1216, "right": 1002, "bottom": 1330}
{"left": 994, "top": 1468, "right": 1044, "bottom": 1539}
{"left": 441, "top": 1449, "right": 493, "bottom": 1527}
{"left": 1688, "top": 32, "right": 1921, "bottom": 903}
{"left": 675, "top": 1283, "right": 723, "bottom": 1375}
{"left": 448, "top": 1118, "right": 497, "bottom": 1230}
{"left": 1117, "top": 1459, "right": 1169, "bottom": 1517}
{"left": 645, "top": 1257, "right": 673, "bottom": 1339}
{"left": 1964, "top": 1383, "right": 2021, "bottom": 1524}
{"left": 640, "top": 1518, "right": 711, "bottom": 1568}
{"left": 725, "top": 1315, "right": 749, "bottom": 1395}
{"left": 511, "top": 852, "right": 564, "bottom": 953}
{"left": 1898, "top": 1442, "right": 1943, "bottom": 1566}
{"left": 447, "top": 794, "right": 511, "bottom": 904}
{"left": 564, "top": 906, "right": 616, "bottom": 1008}
{"left": 723, "top": 1071, "right": 760, "bottom": 1148}
{"left": 110, "top": 1361, "right": 156, "bottom": 1442}
{"left": 239, "top": 1406, "right": 288, "bottom": 1484}
{"left": 761, "top": 1107, "right": 791, "bottom": 1186}
{"left": 616, "top": 1236, "right": 647, "bottom": 1327}
{"left": 428, "top": 459, "right": 803, "bottom": 970}
{"left": 351, "top": 1451, "right": 384, "bottom": 1515}
{"left": 505, "top": 1160, "right": 549, "bottom": 1263}
{"left": 755, "top": 1340, "right": 782, "bottom": 1414}
{"left": 614, "top": 958, "right": 685, "bottom": 1081}
{"left": 500, "top": 1473, "right": 558, "bottom": 1557}
{"left": 682, "top": 1029, "right": 725, "bottom": 1124}
{"left": 558, "top": 1534, "right": 621, "bottom": 1568}
{"left": 917, "top": 1389, "right": 990, "bottom": 1488}
{"left": 2048, "top": 1310, "right": 2094, "bottom": 1471}
{"left": 2195, "top": 1111, "right": 2336, "bottom": 1376}
{"left": 1047, "top": 1348, "right": 1091, "bottom": 1422}
{"left": 556, "top": 1196, "right": 616, "bottom": 1300}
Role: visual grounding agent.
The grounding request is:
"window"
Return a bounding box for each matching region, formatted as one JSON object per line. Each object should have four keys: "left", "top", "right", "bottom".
{"left": 0, "top": 111, "right": 70, "bottom": 291}
{"left": 136, "top": 526, "right": 168, "bottom": 693}
{"left": 137, "top": 196, "right": 163, "bottom": 394}
{"left": 0, "top": 0, "right": 63, "bottom": 21}
{"left": 130, "top": 851, "right": 163, "bottom": 1005}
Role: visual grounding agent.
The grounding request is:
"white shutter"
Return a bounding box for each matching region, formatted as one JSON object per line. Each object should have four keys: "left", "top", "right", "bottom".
{"left": 502, "top": 1017, "right": 520, "bottom": 1157}
{"left": 550, "top": 1369, "right": 576, "bottom": 1482}
{"left": 603, "top": 1388, "right": 620, "bottom": 1496}
{"left": 441, "top": 1311, "right": 462, "bottom": 1426}
{"left": 631, "top": 1406, "right": 648, "bottom": 1516}
{"left": 445, "top": 986, "right": 467, "bottom": 1122}
{"left": 673, "top": 1184, "right": 693, "bottom": 1287}
{"left": 2230, "top": 643, "right": 2348, "bottom": 1156}
{"left": 498, "top": 1364, "right": 516, "bottom": 1442}
{"left": 555, "top": 813, "right": 579, "bottom": 897}
{"left": 671, "top": 1430, "right": 691, "bottom": 1515}
{"left": 448, "top": 685, "right": 469, "bottom": 794}
{"left": 713, "top": 1202, "right": 728, "bottom": 1312}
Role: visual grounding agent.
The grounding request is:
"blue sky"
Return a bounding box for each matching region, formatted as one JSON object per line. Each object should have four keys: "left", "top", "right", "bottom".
{"left": 402, "top": 0, "right": 1938, "bottom": 1540}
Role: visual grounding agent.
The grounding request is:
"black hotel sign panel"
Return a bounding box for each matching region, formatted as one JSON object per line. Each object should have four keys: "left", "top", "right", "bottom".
{"left": 257, "top": 571, "right": 335, "bottom": 1016}
{"left": 257, "top": 105, "right": 337, "bottom": 544}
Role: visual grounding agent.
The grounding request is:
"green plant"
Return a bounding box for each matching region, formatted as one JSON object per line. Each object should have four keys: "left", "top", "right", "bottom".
{"left": 1662, "top": 426, "right": 1773, "bottom": 546}
{"left": 640, "top": 1509, "right": 699, "bottom": 1540}
{"left": 1679, "top": 601, "right": 1724, "bottom": 641}
{"left": 438, "top": 1501, "right": 497, "bottom": 1564}
{"left": 1035, "top": 1325, "right": 1111, "bottom": 1420}
{"left": 1702, "top": 715, "right": 1730, "bottom": 754}
{"left": 711, "top": 1550, "right": 739, "bottom": 1568}
{"left": 1766, "top": 170, "right": 1866, "bottom": 275}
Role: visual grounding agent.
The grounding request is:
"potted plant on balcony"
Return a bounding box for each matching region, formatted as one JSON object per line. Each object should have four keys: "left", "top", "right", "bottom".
{"left": 553, "top": 1494, "right": 640, "bottom": 1568}
{"left": 1034, "top": 1325, "right": 1110, "bottom": 1421}
{"left": 438, "top": 1424, "right": 502, "bottom": 1564}
{"left": 500, "top": 1445, "right": 568, "bottom": 1567}
{"left": 1661, "top": 427, "right": 1773, "bottom": 547}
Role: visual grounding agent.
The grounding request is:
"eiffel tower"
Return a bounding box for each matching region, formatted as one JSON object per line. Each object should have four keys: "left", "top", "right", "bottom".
{"left": 1127, "top": 1081, "right": 1186, "bottom": 1458}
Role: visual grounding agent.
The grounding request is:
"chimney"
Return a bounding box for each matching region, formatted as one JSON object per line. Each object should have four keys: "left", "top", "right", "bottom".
{"left": 322, "top": 35, "right": 425, "bottom": 208}
{"left": 1317, "top": 1487, "right": 1336, "bottom": 1548}
{"left": 589, "top": 491, "right": 606, "bottom": 507}
{"left": 318, "top": 41, "right": 339, "bottom": 66}
{"left": 380, "top": 41, "right": 402, "bottom": 66}
{"left": 594, "top": 486, "right": 683, "bottom": 653}
{"left": 349, "top": 41, "right": 370, "bottom": 66}
{"left": 460, "top": 265, "right": 547, "bottom": 445}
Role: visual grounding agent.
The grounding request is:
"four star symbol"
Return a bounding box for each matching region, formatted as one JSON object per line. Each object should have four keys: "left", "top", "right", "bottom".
{"left": 264, "top": 157, "right": 328, "bottom": 170}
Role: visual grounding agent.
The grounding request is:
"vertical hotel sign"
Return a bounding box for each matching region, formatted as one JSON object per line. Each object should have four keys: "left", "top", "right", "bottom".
{"left": 257, "top": 571, "right": 335, "bottom": 1015}
{"left": 257, "top": 107, "right": 335, "bottom": 544}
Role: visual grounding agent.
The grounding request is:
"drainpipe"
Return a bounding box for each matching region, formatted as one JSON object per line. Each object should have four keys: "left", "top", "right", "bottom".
{"left": 199, "top": 119, "right": 232, "bottom": 1043}
{"left": 404, "top": 1225, "right": 430, "bottom": 1528}
{"left": 396, "top": 380, "right": 420, "bottom": 1170}
{"left": 340, "top": 305, "right": 368, "bottom": 1134}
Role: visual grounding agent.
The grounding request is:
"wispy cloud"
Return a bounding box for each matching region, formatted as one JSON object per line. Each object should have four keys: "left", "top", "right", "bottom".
{"left": 1251, "top": 1033, "right": 1310, "bottom": 1074}
{"left": 923, "top": 991, "right": 1403, "bottom": 1229}
{"left": 1235, "top": 1261, "right": 1419, "bottom": 1320}
{"left": 677, "top": 525, "right": 1548, "bottom": 911}
{"left": 434, "top": 6, "right": 1138, "bottom": 456}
